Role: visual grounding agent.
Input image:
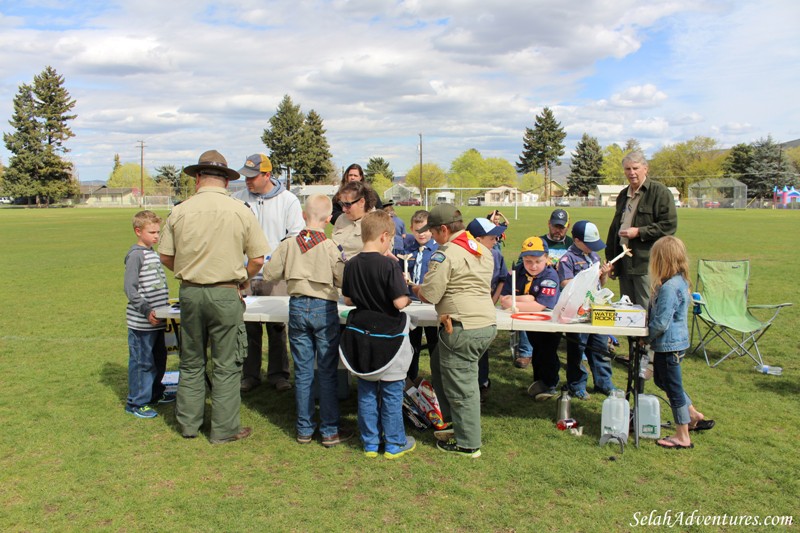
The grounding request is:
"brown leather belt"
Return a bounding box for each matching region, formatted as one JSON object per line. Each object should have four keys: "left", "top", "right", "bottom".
{"left": 180, "top": 281, "right": 239, "bottom": 289}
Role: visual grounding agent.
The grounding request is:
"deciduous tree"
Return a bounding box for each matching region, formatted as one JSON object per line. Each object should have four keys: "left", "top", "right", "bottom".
{"left": 404, "top": 162, "right": 447, "bottom": 202}
{"left": 648, "top": 136, "right": 723, "bottom": 198}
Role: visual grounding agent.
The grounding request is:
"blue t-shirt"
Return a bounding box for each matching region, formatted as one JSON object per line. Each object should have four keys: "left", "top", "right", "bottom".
{"left": 557, "top": 244, "right": 601, "bottom": 285}
{"left": 490, "top": 247, "right": 508, "bottom": 294}
{"left": 502, "top": 263, "right": 561, "bottom": 309}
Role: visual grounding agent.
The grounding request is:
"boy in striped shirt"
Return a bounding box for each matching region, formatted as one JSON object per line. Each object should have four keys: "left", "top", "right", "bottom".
{"left": 124, "top": 211, "right": 170, "bottom": 419}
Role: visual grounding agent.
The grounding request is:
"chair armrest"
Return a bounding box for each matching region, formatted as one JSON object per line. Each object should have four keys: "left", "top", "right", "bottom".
{"left": 748, "top": 303, "right": 793, "bottom": 310}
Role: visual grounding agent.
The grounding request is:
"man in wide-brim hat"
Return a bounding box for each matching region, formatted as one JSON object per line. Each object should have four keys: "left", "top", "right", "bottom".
{"left": 183, "top": 149, "right": 241, "bottom": 181}
{"left": 159, "top": 149, "right": 270, "bottom": 444}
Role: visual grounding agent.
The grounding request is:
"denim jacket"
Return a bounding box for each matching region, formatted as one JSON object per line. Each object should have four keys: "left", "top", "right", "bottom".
{"left": 646, "top": 274, "right": 690, "bottom": 352}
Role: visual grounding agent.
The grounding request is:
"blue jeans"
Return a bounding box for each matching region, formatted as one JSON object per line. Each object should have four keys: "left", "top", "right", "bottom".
{"left": 516, "top": 330, "right": 533, "bottom": 358}
{"left": 566, "top": 333, "right": 613, "bottom": 393}
{"left": 357, "top": 378, "right": 407, "bottom": 453}
{"left": 653, "top": 350, "right": 692, "bottom": 425}
{"left": 127, "top": 328, "right": 167, "bottom": 408}
{"left": 288, "top": 297, "right": 341, "bottom": 438}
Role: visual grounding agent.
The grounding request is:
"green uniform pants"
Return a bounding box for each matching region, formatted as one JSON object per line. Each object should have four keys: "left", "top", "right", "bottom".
{"left": 430, "top": 323, "right": 497, "bottom": 450}
{"left": 176, "top": 286, "right": 247, "bottom": 440}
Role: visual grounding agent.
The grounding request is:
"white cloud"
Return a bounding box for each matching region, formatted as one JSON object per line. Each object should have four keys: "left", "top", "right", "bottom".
{"left": 0, "top": 0, "right": 798, "bottom": 181}
{"left": 610, "top": 84, "right": 668, "bottom": 108}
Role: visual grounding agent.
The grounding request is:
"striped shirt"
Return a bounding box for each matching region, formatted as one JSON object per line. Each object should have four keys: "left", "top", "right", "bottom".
{"left": 124, "top": 245, "right": 169, "bottom": 331}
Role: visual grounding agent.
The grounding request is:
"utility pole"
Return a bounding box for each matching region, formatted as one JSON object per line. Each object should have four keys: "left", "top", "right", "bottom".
{"left": 137, "top": 140, "right": 145, "bottom": 207}
{"left": 419, "top": 133, "right": 423, "bottom": 206}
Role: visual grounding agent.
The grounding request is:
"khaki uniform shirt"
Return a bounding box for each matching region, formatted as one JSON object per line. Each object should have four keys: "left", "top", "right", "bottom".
{"left": 331, "top": 216, "right": 363, "bottom": 261}
{"left": 419, "top": 230, "right": 496, "bottom": 330}
{"left": 264, "top": 228, "right": 345, "bottom": 301}
{"left": 160, "top": 186, "right": 270, "bottom": 284}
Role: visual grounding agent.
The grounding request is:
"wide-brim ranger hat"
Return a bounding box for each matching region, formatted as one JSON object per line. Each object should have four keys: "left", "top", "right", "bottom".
{"left": 238, "top": 153, "right": 273, "bottom": 178}
{"left": 420, "top": 203, "right": 462, "bottom": 232}
{"left": 520, "top": 236, "right": 549, "bottom": 257}
{"left": 184, "top": 150, "right": 240, "bottom": 180}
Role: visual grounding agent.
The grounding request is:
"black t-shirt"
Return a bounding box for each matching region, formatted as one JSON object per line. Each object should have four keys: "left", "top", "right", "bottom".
{"left": 342, "top": 252, "right": 407, "bottom": 316}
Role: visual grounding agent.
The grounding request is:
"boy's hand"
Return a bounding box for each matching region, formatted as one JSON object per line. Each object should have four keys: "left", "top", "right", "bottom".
{"left": 147, "top": 310, "right": 161, "bottom": 326}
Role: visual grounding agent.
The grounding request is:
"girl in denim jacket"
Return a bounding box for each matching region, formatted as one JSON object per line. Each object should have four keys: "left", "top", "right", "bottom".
{"left": 645, "top": 236, "right": 713, "bottom": 449}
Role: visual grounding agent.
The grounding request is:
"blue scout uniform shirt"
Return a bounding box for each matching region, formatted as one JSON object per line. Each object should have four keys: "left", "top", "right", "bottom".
{"left": 405, "top": 239, "right": 440, "bottom": 299}
{"left": 502, "top": 263, "right": 561, "bottom": 309}
{"left": 490, "top": 247, "right": 508, "bottom": 294}
{"left": 391, "top": 214, "right": 406, "bottom": 256}
{"left": 557, "top": 244, "right": 601, "bottom": 286}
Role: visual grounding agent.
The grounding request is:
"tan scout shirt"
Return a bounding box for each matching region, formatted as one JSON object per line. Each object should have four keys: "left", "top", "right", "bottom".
{"left": 160, "top": 186, "right": 270, "bottom": 284}
{"left": 331, "top": 216, "right": 364, "bottom": 261}
{"left": 263, "top": 228, "right": 345, "bottom": 301}
{"left": 419, "top": 230, "right": 496, "bottom": 330}
{"left": 619, "top": 178, "right": 645, "bottom": 247}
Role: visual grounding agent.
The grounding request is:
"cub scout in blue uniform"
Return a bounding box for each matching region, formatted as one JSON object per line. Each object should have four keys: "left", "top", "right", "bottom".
{"left": 411, "top": 204, "right": 497, "bottom": 458}
{"left": 500, "top": 237, "right": 561, "bottom": 400}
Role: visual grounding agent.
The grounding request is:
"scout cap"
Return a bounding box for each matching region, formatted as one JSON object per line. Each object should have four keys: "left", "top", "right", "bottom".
{"left": 520, "top": 236, "right": 549, "bottom": 257}
{"left": 572, "top": 220, "right": 606, "bottom": 251}
{"left": 420, "top": 203, "right": 461, "bottom": 232}
{"left": 239, "top": 154, "right": 273, "bottom": 177}
{"left": 466, "top": 217, "right": 504, "bottom": 237}
{"left": 549, "top": 209, "right": 569, "bottom": 227}
{"left": 184, "top": 150, "right": 240, "bottom": 180}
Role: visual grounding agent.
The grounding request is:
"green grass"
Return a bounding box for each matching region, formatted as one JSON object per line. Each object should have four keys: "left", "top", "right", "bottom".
{"left": 1, "top": 206, "right": 798, "bottom": 531}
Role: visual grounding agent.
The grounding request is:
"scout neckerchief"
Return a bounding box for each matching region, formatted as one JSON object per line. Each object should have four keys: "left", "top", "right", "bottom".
{"left": 296, "top": 229, "right": 327, "bottom": 253}
{"left": 452, "top": 231, "right": 482, "bottom": 256}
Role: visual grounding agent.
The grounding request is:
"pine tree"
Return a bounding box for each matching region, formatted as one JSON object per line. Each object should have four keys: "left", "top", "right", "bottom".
{"left": 516, "top": 107, "right": 566, "bottom": 201}
{"left": 365, "top": 157, "right": 395, "bottom": 182}
{"left": 2, "top": 84, "right": 43, "bottom": 202}
{"left": 745, "top": 136, "right": 794, "bottom": 199}
{"left": 262, "top": 95, "right": 306, "bottom": 189}
{"left": 295, "top": 109, "right": 334, "bottom": 185}
{"left": 2, "top": 67, "right": 77, "bottom": 204}
{"left": 567, "top": 133, "right": 603, "bottom": 196}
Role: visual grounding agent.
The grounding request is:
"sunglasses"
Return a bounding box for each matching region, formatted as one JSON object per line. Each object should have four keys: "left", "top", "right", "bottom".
{"left": 341, "top": 197, "right": 363, "bottom": 209}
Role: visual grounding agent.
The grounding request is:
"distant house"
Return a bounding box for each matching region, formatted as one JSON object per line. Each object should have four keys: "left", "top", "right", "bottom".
{"left": 483, "top": 186, "right": 523, "bottom": 205}
{"left": 290, "top": 184, "right": 339, "bottom": 203}
{"left": 79, "top": 185, "right": 137, "bottom": 206}
{"left": 384, "top": 183, "right": 420, "bottom": 202}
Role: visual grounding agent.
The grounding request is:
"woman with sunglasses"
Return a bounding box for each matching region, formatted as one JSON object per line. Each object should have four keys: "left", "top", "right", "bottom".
{"left": 331, "top": 163, "right": 382, "bottom": 224}
{"left": 332, "top": 181, "right": 378, "bottom": 260}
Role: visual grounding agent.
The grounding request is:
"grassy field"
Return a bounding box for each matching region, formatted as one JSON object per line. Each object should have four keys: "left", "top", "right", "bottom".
{"left": 0, "top": 205, "right": 798, "bottom": 532}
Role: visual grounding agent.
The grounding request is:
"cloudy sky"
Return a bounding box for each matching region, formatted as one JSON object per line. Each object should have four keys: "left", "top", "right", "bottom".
{"left": 0, "top": 0, "right": 798, "bottom": 183}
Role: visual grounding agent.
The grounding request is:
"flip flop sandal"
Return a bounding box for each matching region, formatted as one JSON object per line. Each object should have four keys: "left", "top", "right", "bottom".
{"left": 656, "top": 437, "right": 694, "bottom": 450}
{"left": 689, "top": 419, "right": 715, "bottom": 432}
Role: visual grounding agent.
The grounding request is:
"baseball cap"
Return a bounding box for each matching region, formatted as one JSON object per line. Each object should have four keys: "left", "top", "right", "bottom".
{"left": 466, "top": 218, "right": 504, "bottom": 237}
{"left": 572, "top": 220, "right": 606, "bottom": 251}
{"left": 239, "top": 154, "right": 273, "bottom": 177}
{"left": 549, "top": 209, "right": 569, "bottom": 227}
{"left": 420, "top": 203, "right": 462, "bottom": 232}
{"left": 520, "top": 236, "right": 549, "bottom": 257}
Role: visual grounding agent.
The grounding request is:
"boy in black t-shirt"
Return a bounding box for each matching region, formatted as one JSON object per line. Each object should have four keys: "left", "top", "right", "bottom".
{"left": 342, "top": 210, "right": 415, "bottom": 459}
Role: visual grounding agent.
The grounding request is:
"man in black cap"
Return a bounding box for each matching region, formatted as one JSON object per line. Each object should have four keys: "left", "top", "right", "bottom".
{"left": 160, "top": 150, "right": 270, "bottom": 444}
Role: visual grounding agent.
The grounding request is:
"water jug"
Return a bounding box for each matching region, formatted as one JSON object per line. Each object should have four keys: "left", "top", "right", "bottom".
{"left": 637, "top": 394, "right": 661, "bottom": 439}
{"left": 556, "top": 388, "right": 571, "bottom": 421}
{"left": 600, "top": 390, "right": 630, "bottom": 442}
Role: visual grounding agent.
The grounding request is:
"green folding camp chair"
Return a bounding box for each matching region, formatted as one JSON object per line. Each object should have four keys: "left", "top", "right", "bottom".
{"left": 690, "top": 259, "right": 792, "bottom": 367}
